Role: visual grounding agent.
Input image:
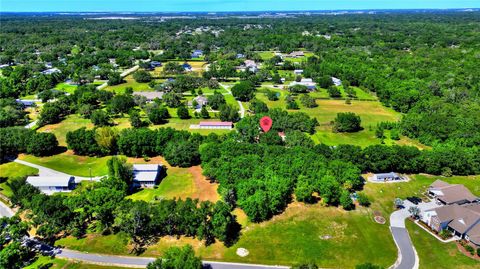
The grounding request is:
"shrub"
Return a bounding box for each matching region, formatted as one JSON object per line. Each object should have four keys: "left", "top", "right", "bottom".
{"left": 357, "top": 193, "right": 371, "bottom": 207}
{"left": 464, "top": 244, "right": 474, "bottom": 255}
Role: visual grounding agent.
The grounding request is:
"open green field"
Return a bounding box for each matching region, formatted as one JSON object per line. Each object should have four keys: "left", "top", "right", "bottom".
{"left": 254, "top": 88, "right": 425, "bottom": 148}
{"left": 38, "top": 114, "right": 93, "bottom": 146}
{"left": 55, "top": 82, "right": 78, "bottom": 94}
{"left": 19, "top": 153, "right": 110, "bottom": 177}
{"left": 0, "top": 162, "right": 39, "bottom": 197}
{"left": 406, "top": 221, "right": 479, "bottom": 269}
{"left": 104, "top": 75, "right": 154, "bottom": 93}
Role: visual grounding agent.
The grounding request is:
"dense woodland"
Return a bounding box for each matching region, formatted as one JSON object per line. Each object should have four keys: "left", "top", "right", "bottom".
{"left": 1, "top": 12, "right": 479, "bottom": 146}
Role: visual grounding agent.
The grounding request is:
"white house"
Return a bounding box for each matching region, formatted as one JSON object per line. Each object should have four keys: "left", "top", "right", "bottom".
{"left": 133, "top": 164, "right": 162, "bottom": 188}
{"left": 371, "top": 172, "right": 402, "bottom": 182}
{"left": 331, "top": 77, "right": 342, "bottom": 86}
{"left": 26, "top": 176, "right": 75, "bottom": 195}
{"left": 294, "top": 69, "right": 304, "bottom": 76}
{"left": 289, "top": 78, "right": 317, "bottom": 90}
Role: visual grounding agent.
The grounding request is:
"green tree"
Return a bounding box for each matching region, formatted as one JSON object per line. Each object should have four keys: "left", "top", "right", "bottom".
{"left": 26, "top": 132, "right": 58, "bottom": 156}
{"left": 231, "top": 81, "right": 256, "bottom": 101}
{"left": 108, "top": 72, "right": 123, "bottom": 86}
{"left": 95, "top": 127, "right": 118, "bottom": 154}
{"left": 129, "top": 110, "right": 144, "bottom": 128}
{"left": 333, "top": 112, "right": 362, "bottom": 132}
{"left": 148, "top": 106, "right": 170, "bottom": 124}
{"left": 200, "top": 106, "right": 210, "bottom": 119}
{"left": 177, "top": 106, "right": 190, "bottom": 119}
{"left": 340, "top": 190, "right": 355, "bottom": 210}
{"left": 147, "top": 245, "right": 202, "bottom": 269}
{"left": 91, "top": 110, "right": 112, "bottom": 126}
{"left": 249, "top": 98, "right": 268, "bottom": 114}
{"left": 107, "top": 156, "right": 133, "bottom": 184}
{"left": 327, "top": 86, "right": 341, "bottom": 98}
{"left": 0, "top": 242, "right": 32, "bottom": 269}
{"left": 219, "top": 104, "right": 240, "bottom": 122}
{"left": 133, "top": 70, "right": 152, "bottom": 83}
{"left": 207, "top": 92, "right": 226, "bottom": 110}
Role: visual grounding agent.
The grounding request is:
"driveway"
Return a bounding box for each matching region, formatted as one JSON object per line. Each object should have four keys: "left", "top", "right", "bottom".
{"left": 220, "top": 83, "right": 245, "bottom": 118}
{"left": 13, "top": 159, "right": 104, "bottom": 183}
{"left": 58, "top": 249, "right": 289, "bottom": 269}
{"left": 389, "top": 199, "right": 423, "bottom": 269}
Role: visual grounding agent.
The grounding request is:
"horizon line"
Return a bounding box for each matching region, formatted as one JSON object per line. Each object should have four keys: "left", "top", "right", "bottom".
{"left": 1, "top": 8, "right": 479, "bottom": 14}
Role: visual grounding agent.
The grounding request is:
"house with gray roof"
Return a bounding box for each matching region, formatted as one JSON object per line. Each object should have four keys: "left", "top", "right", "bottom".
{"left": 372, "top": 172, "right": 402, "bottom": 182}
{"left": 423, "top": 203, "right": 480, "bottom": 246}
{"left": 428, "top": 180, "right": 479, "bottom": 205}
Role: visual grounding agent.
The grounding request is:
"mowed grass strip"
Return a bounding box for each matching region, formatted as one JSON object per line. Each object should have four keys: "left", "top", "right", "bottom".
{"left": 25, "top": 256, "right": 126, "bottom": 269}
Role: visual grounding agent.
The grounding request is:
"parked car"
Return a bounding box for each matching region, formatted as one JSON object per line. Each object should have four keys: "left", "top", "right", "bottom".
{"left": 407, "top": 196, "right": 422, "bottom": 205}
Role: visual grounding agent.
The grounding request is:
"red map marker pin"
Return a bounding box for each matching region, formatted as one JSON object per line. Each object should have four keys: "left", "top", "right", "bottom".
{"left": 260, "top": 116, "right": 272, "bottom": 132}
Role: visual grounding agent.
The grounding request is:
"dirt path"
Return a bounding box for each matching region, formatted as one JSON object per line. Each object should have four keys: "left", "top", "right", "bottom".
{"left": 189, "top": 166, "right": 219, "bottom": 202}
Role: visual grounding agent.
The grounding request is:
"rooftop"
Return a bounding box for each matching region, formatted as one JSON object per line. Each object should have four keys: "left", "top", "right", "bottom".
{"left": 133, "top": 164, "right": 160, "bottom": 172}
{"left": 26, "top": 176, "right": 74, "bottom": 187}
{"left": 199, "top": 121, "right": 232, "bottom": 126}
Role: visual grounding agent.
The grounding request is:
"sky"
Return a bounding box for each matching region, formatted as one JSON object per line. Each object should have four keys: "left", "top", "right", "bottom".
{"left": 1, "top": 0, "right": 479, "bottom": 12}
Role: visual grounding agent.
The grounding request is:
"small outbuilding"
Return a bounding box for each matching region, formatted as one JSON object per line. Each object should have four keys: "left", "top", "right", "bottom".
{"left": 132, "top": 164, "right": 162, "bottom": 188}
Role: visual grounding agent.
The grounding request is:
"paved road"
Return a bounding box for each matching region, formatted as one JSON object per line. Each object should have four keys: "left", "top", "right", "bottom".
{"left": 13, "top": 159, "right": 104, "bottom": 183}
{"left": 389, "top": 200, "right": 419, "bottom": 269}
{"left": 58, "top": 249, "right": 289, "bottom": 269}
{"left": 97, "top": 65, "right": 139, "bottom": 90}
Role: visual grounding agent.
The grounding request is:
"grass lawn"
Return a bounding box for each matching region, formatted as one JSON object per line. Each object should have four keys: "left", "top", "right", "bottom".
{"left": 104, "top": 75, "right": 153, "bottom": 93}
{"left": 38, "top": 114, "right": 93, "bottom": 146}
{"left": 0, "top": 162, "right": 39, "bottom": 197}
{"left": 127, "top": 157, "right": 219, "bottom": 202}
{"left": 406, "top": 221, "right": 479, "bottom": 269}
{"left": 25, "top": 256, "right": 125, "bottom": 269}
{"left": 56, "top": 232, "right": 130, "bottom": 255}
{"left": 255, "top": 89, "right": 424, "bottom": 148}
{"left": 55, "top": 82, "right": 78, "bottom": 94}
{"left": 128, "top": 166, "right": 196, "bottom": 202}
{"left": 19, "top": 152, "right": 110, "bottom": 177}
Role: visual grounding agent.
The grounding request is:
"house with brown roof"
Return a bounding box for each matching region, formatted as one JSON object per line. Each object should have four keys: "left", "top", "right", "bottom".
{"left": 428, "top": 180, "right": 478, "bottom": 205}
